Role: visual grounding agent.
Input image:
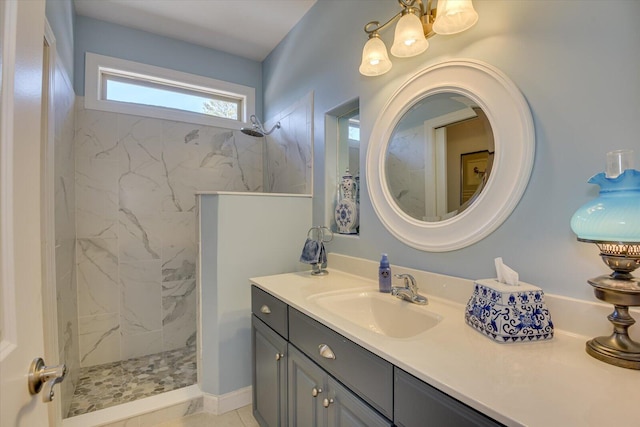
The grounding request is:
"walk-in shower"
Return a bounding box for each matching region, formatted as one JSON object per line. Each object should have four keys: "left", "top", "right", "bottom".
{"left": 241, "top": 114, "right": 281, "bottom": 137}
{"left": 241, "top": 114, "right": 281, "bottom": 192}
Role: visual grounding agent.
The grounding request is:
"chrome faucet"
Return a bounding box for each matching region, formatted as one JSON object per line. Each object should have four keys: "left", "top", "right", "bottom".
{"left": 391, "top": 274, "right": 427, "bottom": 305}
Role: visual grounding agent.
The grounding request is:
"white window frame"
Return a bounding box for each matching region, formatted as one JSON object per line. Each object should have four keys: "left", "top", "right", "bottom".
{"left": 85, "top": 52, "right": 255, "bottom": 130}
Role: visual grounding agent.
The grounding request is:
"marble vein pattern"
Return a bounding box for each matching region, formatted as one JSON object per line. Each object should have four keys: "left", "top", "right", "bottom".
{"left": 76, "top": 97, "right": 307, "bottom": 368}
{"left": 54, "top": 63, "right": 79, "bottom": 417}
{"left": 264, "top": 92, "right": 313, "bottom": 194}
{"left": 386, "top": 125, "right": 426, "bottom": 220}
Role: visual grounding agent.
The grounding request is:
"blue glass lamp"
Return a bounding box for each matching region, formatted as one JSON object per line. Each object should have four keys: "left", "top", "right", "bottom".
{"left": 570, "top": 150, "right": 640, "bottom": 369}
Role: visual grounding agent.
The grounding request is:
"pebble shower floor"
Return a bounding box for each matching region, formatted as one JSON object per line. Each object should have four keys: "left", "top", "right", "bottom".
{"left": 67, "top": 345, "right": 197, "bottom": 417}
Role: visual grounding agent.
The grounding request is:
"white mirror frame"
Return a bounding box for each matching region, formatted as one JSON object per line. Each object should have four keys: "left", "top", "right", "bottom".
{"left": 367, "top": 59, "right": 534, "bottom": 252}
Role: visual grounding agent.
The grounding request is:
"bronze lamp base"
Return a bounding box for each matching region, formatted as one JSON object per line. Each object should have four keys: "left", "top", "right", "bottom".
{"left": 586, "top": 275, "right": 640, "bottom": 370}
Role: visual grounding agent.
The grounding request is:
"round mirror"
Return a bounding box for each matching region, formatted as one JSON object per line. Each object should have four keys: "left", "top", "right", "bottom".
{"left": 385, "top": 92, "right": 494, "bottom": 222}
{"left": 367, "top": 59, "right": 534, "bottom": 251}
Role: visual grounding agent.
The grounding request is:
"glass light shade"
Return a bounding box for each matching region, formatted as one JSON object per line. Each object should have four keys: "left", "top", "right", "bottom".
{"left": 433, "top": 0, "right": 479, "bottom": 35}
{"left": 359, "top": 36, "right": 392, "bottom": 76}
{"left": 390, "top": 13, "right": 429, "bottom": 58}
{"left": 570, "top": 169, "right": 640, "bottom": 242}
{"left": 606, "top": 149, "right": 635, "bottom": 178}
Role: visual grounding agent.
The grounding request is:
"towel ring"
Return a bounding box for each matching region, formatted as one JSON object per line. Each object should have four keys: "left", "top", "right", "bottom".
{"left": 307, "top": 226, "right": 333, "bottom": 243}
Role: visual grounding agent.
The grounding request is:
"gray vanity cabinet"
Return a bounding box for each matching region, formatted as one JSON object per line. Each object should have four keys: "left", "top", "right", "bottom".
{"left": 288, "top": 344, "right": 392, "bottom": 427}
{"left": 394, "top": 368, "right": 503, "bottom": 427}
{"left": 288, "top": 308, "right": 393, "bottom": 419}
{"left": 252, "top": 286, "right": 290, "bottom": 427}
{"left": 251, "top": 285, "right": 503, "bottom": 427}
{"left": 287, "top": 345, "right": 324, "bottom": 427}
{"left": 252, "top": 315, "right": 288, "bottom": 427}
{"left": 325, "top": 376, "right": 393, "bottom": 427}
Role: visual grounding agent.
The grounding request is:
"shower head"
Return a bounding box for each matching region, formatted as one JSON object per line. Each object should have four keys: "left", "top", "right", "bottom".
{"left": 240, "top": 128, "right": 266, "bottom": 138}
{"left": 241, "top": 115, "right": 281, "bottom": 137}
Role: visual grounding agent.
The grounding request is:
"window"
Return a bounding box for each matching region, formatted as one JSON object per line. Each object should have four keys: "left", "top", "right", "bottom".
{"left": 85, "top": 53, "right": 255, "bottom": 129}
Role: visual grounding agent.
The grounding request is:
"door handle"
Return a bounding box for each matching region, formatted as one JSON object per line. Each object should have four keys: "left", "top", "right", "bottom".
{"left": 28, "top": 357, "right": 66, "bottom": 402}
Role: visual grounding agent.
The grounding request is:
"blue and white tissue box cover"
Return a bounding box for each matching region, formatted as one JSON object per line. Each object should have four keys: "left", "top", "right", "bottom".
{"left": 465, "top": 279, "right": 554, "bottom": 343}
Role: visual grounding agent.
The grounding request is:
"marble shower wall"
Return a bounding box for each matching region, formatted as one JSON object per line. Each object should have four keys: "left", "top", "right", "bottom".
{"left": 53, "top": 62, "right": 79, "bottom": 417}
{"left": 386, "top": 125, "right": 426, "bottom": 220}
{"left": 75, "top": 97, "right": 265, "bottom": 367}
{"left": 264, "top": 92, "right": 313, "bottom": 194}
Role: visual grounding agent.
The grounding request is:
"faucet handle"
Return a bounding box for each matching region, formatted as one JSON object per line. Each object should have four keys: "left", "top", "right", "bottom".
{"left": 394, "top": 273, "right": 417, "bottom": 293}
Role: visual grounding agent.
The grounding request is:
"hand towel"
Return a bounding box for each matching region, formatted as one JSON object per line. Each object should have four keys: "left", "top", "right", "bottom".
{"left": 299, "top": 238, "right": 327, "bottom": 266}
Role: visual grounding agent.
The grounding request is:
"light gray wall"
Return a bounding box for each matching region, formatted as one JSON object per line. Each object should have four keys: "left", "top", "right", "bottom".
{"left": 263, "top": 0, "right": 640, "bottom": 302}
{"left": 45, "top": 0, "right": 75, "bottom": 82}
{"left": 73, "top": 15, "right": 264, "bottom": 119}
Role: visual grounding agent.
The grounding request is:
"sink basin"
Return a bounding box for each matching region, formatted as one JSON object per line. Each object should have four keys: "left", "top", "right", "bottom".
{"left": 309, "top": 290, "right": 441, "bottom": 339}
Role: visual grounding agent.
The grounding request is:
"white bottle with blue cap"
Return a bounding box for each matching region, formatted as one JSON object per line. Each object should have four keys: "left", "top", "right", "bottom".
{"left": 379, "top": 253, "right": 392, "bottom": 293}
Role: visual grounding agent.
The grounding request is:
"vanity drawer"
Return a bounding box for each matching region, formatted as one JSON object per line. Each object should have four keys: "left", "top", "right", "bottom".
{"left": 288, "top": 307, "right": 393, "bottom": 419}
{"left": 251, "top": 285, "right": 288, "bottom": 339}
{"left": 394, "top": 368, "right": 504, "bottom": 427}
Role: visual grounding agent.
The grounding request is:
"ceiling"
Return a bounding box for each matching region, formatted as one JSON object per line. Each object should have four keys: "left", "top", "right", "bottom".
{"left": 74, "top": 0, "right": 317, "bottom": 62}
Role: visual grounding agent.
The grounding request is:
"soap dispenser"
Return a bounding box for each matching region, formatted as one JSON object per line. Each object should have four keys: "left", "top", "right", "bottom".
{"left": 379, "top": 253, "right": 391, "bottom": 293}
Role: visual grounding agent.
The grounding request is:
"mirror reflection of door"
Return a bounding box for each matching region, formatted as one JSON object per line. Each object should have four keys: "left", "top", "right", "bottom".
{"left": 386, "top": 93, "right": 494, "bottom": 222}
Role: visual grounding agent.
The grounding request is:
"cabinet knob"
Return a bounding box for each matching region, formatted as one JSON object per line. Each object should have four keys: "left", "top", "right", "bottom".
{"left": 312, "top": 387, "right": 322, "bottom": 397}
{"left": 260, "top": 305, "right": 271, "bottom": 314}
{"left": 322, "top": 398, "right": 334, "bottom": 408}
{"left": 275, "top": 353, "right": 284, "bottom": 361}
{"left": 318, "top": 344, "right": 336, "bottom": 360}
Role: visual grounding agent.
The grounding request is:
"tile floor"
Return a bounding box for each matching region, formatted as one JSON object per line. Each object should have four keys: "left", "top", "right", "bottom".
{"left": 156, "top": 405, "right": 259, "bottom": 427}
{"left": 68, "top": 346, "right": 197, "bottom": 417}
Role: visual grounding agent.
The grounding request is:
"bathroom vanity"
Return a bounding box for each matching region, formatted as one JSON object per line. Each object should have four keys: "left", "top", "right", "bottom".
{"left": 250, "top": 255, "right": 640, "bottom": 427}
{"left": 251, "top": 285, "right": 499, "bottom": 427}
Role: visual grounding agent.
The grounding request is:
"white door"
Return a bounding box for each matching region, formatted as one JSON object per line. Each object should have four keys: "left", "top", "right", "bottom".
{"left": 0, "top": 0, "right": 52, "bottom": 426}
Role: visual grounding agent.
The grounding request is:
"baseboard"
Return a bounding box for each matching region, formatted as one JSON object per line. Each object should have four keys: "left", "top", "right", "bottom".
{"left": 203, "top": 386, "right": 252, "bottom": 415}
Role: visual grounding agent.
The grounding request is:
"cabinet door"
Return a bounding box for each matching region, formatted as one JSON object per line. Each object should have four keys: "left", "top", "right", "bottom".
{"left": 394, "top": 368, "right": 504, "bottom": 427}
{"left": 288, "top": 345, "right": 325, "bottom": 427}
{"left": 326, "top": 377, "right": 393, "bottom": 427}
{"left": 252, "top": 316, "right": 288, "bottom": 427}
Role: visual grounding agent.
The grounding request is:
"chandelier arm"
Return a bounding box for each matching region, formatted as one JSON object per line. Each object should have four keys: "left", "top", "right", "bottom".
{"left": 364, "top": 10, "right": 405, "bottom": 35}
{"left": 398, "top": 0, "right": 416, "bottom": 8}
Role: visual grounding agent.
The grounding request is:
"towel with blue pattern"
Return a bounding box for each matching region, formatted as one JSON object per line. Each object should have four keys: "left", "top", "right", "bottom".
{"left": 299, "top": 238, "right": 326, "bottom": 265}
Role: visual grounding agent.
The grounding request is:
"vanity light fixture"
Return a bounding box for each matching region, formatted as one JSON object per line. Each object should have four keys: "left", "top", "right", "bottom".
{"left": 359, "top": 0, "right": 478, "bottom": 77}
{"left": 570, "top": 149, "right": 640, "bottom": 369}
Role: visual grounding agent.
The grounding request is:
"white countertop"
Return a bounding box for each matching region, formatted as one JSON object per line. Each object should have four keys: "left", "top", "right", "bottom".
{"left": 250, "top": 259, "right": 640, "bottom": 427}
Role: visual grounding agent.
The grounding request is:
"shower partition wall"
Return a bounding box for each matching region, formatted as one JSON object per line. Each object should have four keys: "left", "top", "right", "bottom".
{"left": 58, "top": 91, "right": 314, "bottom": 420}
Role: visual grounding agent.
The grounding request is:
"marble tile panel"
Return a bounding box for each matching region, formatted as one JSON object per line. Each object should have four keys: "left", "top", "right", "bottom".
{"left": 55, "top": 237, "right": 76, "bottom": 288}
{"left": 161, "top": 122, "right": 227, "bottom": 171}
{"left": 79, "top": 312, "right": 121, "bottom": 367}
{"left": 77, "top": 238, "right": 119, "bottom": 316}
{"left": 118, "top": 115, "right": 170, "bottom": 215}
{"left": 160, "top": 165, "right": 199, "bottom": 213}
{"left": 75, "top": 99, "right": 119, "bottom": 161}
{"left": 121, "top": 330, "right": 163, "bottom": 361}
{"left": 265, "top": 94, "right": 313, "bottom": 194}
{"left": 120, "top": 261, "right": 162, "bottom": 336}
{"left": 118, "top": 210, "right": 162, "bottom": 262}
{"left": 76, "top": 155, "right": 119, "bottom": 239}
{"left": 58, "top": 270, "right": 80, "bottom": 417}
{"left": 387, "top": 126, "right": 426, "bottom": 219}
{"left": 235, "top": 133, "right": 264, "bottom": 192}
{"left": 160, "top": 212, "right": 196, "bottom": 281}
{"left": 55, "top": 172, "right": 75, "bottom": 237}
{"left": 162, "top": 279, "right": 197, "bottom": 351}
